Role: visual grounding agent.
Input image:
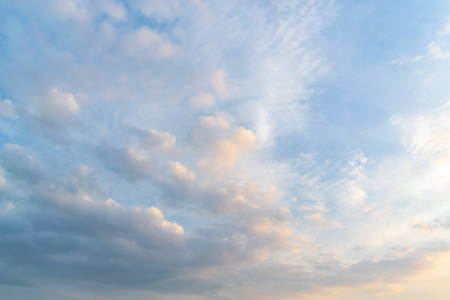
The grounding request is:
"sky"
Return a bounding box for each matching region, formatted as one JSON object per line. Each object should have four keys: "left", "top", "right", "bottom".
{"left": 1, "top": 0, "right": 450, "bottom": 299}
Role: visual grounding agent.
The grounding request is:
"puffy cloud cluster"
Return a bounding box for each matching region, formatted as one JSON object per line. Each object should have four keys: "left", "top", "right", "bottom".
{"left": 193, "top": 116, "right": 256, "bottom": 170}
{"left": 0, "top": 142, "right": 301, "bottom": 295}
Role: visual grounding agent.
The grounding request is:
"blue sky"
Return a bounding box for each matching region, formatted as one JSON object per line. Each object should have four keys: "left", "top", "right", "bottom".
{"left": 1, "top": 1, "right": 450, "bottom": 299}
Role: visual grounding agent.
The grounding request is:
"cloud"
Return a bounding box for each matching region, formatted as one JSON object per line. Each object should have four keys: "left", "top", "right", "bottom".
{"left": 96, "top": 128, "right": 177, "bottom": 181}
{"left": 298, "top": 202, "right": 328, "bottom": 213}
{"left": 96, "top": 143, "right": 154, "bottom": 180}
{"left": 0, "top": 167, "right": 5, "bottom": 190}
{"left": 211, "top": 242, "right": 450, "bottom": 300}
{"left": 133, "top": 0, "right": 183, "bottom": 21}
{"left": 305, "top": 212, "right": 330, "bottom": 228}
{"left": 27, "top": 88, "right": 80, "bottom": 129}
{"left": 385, "top": 103, "right": 450, "bottom": 199}
{"left": 392, "top": 103, "right": 450, "bottom": 159}
{"left": 97, "top": 0, "right": 127, "bottom": 22}
{"left": 212, "top": 70, "right": 229, "bottom": 99}
{"left": 392, "top": 56, "right": 422, "bottom": 66}
{"left": 0, "top": 163, "right": 189, "bottom": 290}
{"left": 134, "top": 128, "right": 177, "bottom": 152}
{"left": 0, "top": 98, "right": 18, "bottom": 120}
{"left": 328, "top": 152, "right": 368, "bottom": 207}
{"left": 428, "top": 41, "right": 450, "bottom": 60}
{"left": 438, "top": 22, "right": 450, "bottom": 36}
{"left": 2, "top": 1, "right": 450, "bottom": 299}
{"left": 299, "top": 202, "right": 342, "bottom": 229}
{"left": 0, "top": 146, "right": 299, "bottom": 295}
{"left": 0, "top": 144, "right": 46, "bottom": 184}
{"left": 167, "top": 161, "right": 196, "bottom": 186}
{"left": 411, "top": 218, "right": 450, "bottom": 232}
{"left": 193, "top": 115, "right": 256, "bottom": 170}
{"left": 124, "top": 26, "right": 177, "bottom": 60}
{"left": 190, "top": 92, "right": 215, "bottom": 108}
{"left": 49, "top": 0, "right": 90, "bottom": 21}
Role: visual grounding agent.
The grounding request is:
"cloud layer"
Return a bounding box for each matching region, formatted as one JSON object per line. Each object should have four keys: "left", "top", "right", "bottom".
{"left": 1, "top": 1, "right": 450, "bottom": 299}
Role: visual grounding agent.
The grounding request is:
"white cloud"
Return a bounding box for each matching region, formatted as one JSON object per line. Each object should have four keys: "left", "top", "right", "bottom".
{"left": 387, "top": 104, "right": 450, "bottom": 197}
{"left": 194, "top": 116, "right": 256, "bottom": 170}
{"left": 438, "top": 22, "right": 450, "bottom": 36}
{"left": 298, "top": 202, "right": 328, "bottom": 213}
{"left": 392, "top": 103, "right": 450, "bottom": 159}
{"left": 124, "top": 26, "right": 176, "bottom": 60}
{"left": 305, "top": 212, "right": 329, "bottom": 228}
{"left": 167, "top": 161, "right": 196, "bottom": 185}
{"left": 138, "top": 128, "right": 176, "bottom": 152}
{"left": 0, "top": 98, "right": 18, "bottom": 120}
{"left": 336, "top": 180, "right": 367, "bottom": 206}
{"left": 134, "top": 0, "right": 182, "bottom": 21}
{"left": 97, "top": 0, "right": 127, "bottom": 22}
{"left": 428, "top": 41, "right": 450, "bottom": 60}
{"left": 392, "top": 56, "right": 422, "bottom": 66}
{"left": 30, "top": 88, "right": 80, "bottom": 129}
{"left": 330, "top": 152, "right": 368, "bottom": 207}
{"left": 195, "top": 115, "right": 230, "bottom": 133}
{"left": 49, "top": 0, "right": 90, "bottom": 20}
{"left": 253, "top": 108, "right": 273, "bottom": 148}
{"left": 299, "top": 202, "right": 342, "bottom": 229}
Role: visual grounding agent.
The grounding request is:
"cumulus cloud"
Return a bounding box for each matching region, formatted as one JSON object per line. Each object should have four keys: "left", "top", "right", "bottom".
{"left": 28, "top": 88, "right": 80, "bottom": 129}
{"left": 0, "top": 162, "right": 189, "bottom": 291}
{"left": 96, "top": 143, "right": 154, "bottom": 180}
{"left": 133, "top": 128, "right": 177, "bottom": 152}
{"left": 205, "top": 127, "right": 256, "bottom": 168}
{"left": 0, "top": 145, "right": 301, "bottom": 295}
{"left": 193, "top": 115, "right": 256, "bottom": 170}
{"left": 0, "top": 144, "right": 46, "bottom": 184}
{"left": 96, "top": 128, "right": 177, "bottom": 180}
{"left": 167, "top": 161, "right": 196, "bottom": 186}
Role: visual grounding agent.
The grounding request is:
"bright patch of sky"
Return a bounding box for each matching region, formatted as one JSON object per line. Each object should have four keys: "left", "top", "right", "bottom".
{"left": 1, "top": 1, "right": 450, "bottom": 299}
